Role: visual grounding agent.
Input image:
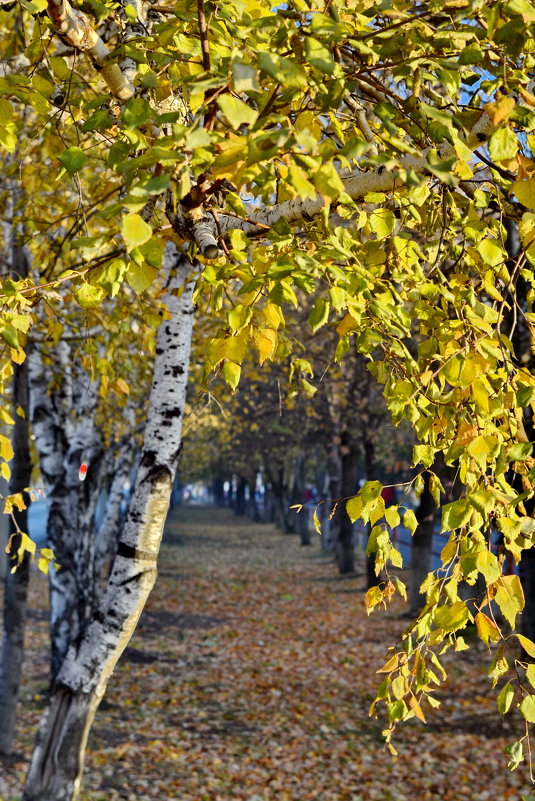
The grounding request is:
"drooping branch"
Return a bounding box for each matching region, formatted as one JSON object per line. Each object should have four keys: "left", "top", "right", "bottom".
{"left": 47, "top": 0, "right": 135, "bottom": 101}
{"left": 218, "top": 112, "right": 497, "bottom": 236}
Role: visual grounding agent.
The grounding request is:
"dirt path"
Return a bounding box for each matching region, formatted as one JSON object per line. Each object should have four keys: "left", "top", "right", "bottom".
{"left": 0, "top": 505, "right": 531, "bottom": 800}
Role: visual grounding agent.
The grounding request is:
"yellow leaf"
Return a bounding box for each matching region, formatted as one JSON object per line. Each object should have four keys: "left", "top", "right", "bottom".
{"left": 254, "top": 327, "right": 277, "bottom": 364}
{"left": 484, "top": 96, "right": 515, "bottom": 125}
{"left": 513, "top": 177, "right": 535, "bottom": 210}
{"left": 0, "top": 434, "right": 14, "bottom": 461}
{"left": 115, "top": 378, "right": 130, "bottom": 395}
{"left": 495, "top": 574, "right": 525, "bottom": 628}
{"left": 409, "top": 694, "right": 427, "bottom": 723}
{"left": 475, "top": 611, "right": 501, "bottom": 644}
{"left": 336, "top": 313, "right": 358, "bottom": 336}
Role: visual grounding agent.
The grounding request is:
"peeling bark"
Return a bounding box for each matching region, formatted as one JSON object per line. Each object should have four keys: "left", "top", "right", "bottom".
{"left": 23, "top": 250, "right": 195, "bottom": 801}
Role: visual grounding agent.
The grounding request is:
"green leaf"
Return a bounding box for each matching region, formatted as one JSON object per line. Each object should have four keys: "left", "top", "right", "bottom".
{"left": 126, "top": 261, "right": 157, "bottom": 293}
{"left": 58, "top": 147, "right": 87, "bottom": 175}
{"left": 313, "top": 162, "right": 344, "bottom": 200}
{"left": 442, "top": 499, "right": 472, "bottom": 531}
{"left": 304, "top": 37, "right": 336, "bottom": 74}
{"left": 477, "top": 238, "right": 504, "bottom": 267}
{"left": 434, "top": 600, "right": 470, "bottom": 632}
{"left": 508, "top": 442, "right": 532, "bottom": 461}
{"left": 497, "top": 682, "right": 515, "bottom": 715}
{"left": 232, "top": 60, "right": 259, "bottom": 93}
{"left": 217, "top": 95, "right": 258, "bottom": 130}
{"left": 519, "top": 694, "right": 535, "bottom": 723}
{"left": 258, "top": 51, "right": 308, "bottom": 89}
{"left": 476, "top": 549, "right": 501, "bottom": 584}
{"left": 369, "top": 208, "right": 396, "bottom": 240}
{"left": 123, "top": 97, "right": 152, "bottom": 129}
{"left": 488, "top": 128, "right": 518, "bottom": 162}
{"left": 222, "top": 361, "right": 241, "bottom": 391}
{"left": 228, "top": 304, "right": 252, "bottom": 333}
{"left": 121, "top": 213, "right": 152, "bottom": 252}
{"left": 308, "top": 297, "right": 330, "bottom": 332}
{"left": 74, "top": 283, "right": 105, "bottom": 309}
{"left": 505, "top": 739, "right": 524, "bottom": 771}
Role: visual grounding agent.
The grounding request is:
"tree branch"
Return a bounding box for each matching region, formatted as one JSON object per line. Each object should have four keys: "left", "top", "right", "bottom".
{"left": 47, "top": 0, "right": 135, "bottom": 101}
{"left": 217, "top": 112, "right": 496, "bottom": 236}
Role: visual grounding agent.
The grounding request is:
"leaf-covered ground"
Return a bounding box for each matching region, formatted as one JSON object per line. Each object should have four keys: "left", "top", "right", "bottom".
{"left": 0, "top": 506, "right": 532, "bottom": 800}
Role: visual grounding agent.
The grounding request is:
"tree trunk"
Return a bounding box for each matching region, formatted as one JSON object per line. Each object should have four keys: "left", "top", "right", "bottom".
{"left": 336, "top": 433, "right": 357, "bottom": 573}
{"left": 247, "top": 478, "right": 260, "bottom": 522}
{"left": 0, "top": 207, "right": 32, "bottom": 755}
{"left": 408, "top": 474, "right": 436, "bottom": 616}
{"left": 29, "top": 351, "right": 105, "bottom": 678}
{"left": 22, "top": 251, "right": 195, "bottom": 801}
{"left": 235, "top": 476, "right": 247, "bottom": 516}
{"left": 363, "top": 432, "right": 379, "bottom": 588}
{"left": 212, "top": 476, "right": 225, "bottom": 507}
{"left": 0, "top": 353, "right": 32, "bottom": 754}
{"left": 93, "top": 440, "right": 135, "bottom": 590}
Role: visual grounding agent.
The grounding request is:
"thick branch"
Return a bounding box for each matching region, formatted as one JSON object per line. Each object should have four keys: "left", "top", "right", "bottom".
{"left": 47, "top": 0, "right": 135, "bottom": 101}
{"left": 218, "top": 112, "right": 496, "bottom": 236}
{"left": 165, "top": 191, "right": 220, "bottom": 259}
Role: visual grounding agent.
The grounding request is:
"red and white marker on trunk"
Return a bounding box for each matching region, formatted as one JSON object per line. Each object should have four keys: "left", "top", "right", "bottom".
{"left": 79, "top": 463, "right": 88, "bottom": 482}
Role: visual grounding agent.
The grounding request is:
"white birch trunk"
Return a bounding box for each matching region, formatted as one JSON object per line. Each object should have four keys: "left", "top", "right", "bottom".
{"left": 28, "top": 346, "right": 105, "bottom": 677}
{"left": 93, "top": 438, "right": 136, "bottom": 589}
{"left": 23, "top": 250, "right": 195, "bottom": 801}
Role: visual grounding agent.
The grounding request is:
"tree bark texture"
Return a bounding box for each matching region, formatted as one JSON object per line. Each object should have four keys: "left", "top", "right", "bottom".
{"left": 0, "top": 355, "right": 32, "bottom": 755}
{"left": 0, "top": 208, "right": 32, "bottom": 755}
{"left": 23, "top": 251, "right": 195, "bottom": 801}
{"left": 29, "top": 347, "right": 104, "bottom": 678}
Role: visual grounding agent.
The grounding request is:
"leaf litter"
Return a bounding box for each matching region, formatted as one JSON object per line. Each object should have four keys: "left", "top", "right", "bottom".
{"left": 0, "top": 505, "right": 531, "bottom": 800}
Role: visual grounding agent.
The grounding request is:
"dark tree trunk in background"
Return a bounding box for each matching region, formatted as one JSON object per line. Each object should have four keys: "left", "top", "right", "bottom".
{"left": 0, "top": 353, "right": 32, "bottom": 755}
{"left": 337, "top": 432, "right": 356, "bottom": 573}
{"left": 235, "top": 476, "right": 247, "bottom": 516}
{"left": 521, "top": 550, "right": 535, "bottom": 645}
{"left": 213, "top": 476, "right": 225, "bottom": 507}
{"left": 268, "top": 466, "right": 291, "bottom": 532}
{"left": 0, "top": 213, "right": 32, "bottom": 756}
{"left": 504, "top": 220, "right": 535, "bottom": 647}
{"left": 286, "top": 456, "right": 310, "bottom": 545}
{"left": 262, "top": 482, "right": 275, "bottom": 523}
{"left": 247, "top": 478, "right": 260, "bottom": 522}
{"left": 409, "top": 473, "right": 436, "bottom": 615}
{"left": 364, "top": 432, "right": 380, "bottom": 589}
{"left": 325, "top": 437, "right": 341, "bottom": 552}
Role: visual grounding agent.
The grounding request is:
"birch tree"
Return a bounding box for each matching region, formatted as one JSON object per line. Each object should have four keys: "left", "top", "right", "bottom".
{"left": 0, "top": 0, "right": 534, "bottom": 795}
